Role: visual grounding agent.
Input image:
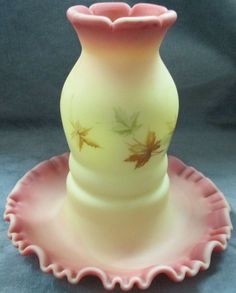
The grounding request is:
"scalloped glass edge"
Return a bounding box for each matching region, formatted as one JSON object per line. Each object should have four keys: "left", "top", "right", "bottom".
{"left": 4, "top": 153, "right": 233, "bottom": 291}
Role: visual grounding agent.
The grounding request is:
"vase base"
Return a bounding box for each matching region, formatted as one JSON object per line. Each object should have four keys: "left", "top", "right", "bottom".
{"left": 4, "top": 153, "right": 232, "bottom": 290}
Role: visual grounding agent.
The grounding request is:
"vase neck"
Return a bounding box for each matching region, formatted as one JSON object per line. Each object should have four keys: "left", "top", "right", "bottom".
{"left": 74, "top": 19, "right": 166, "bottom": 57}
{"left": 67, "top": 4, "right": 177, "bottom": 64}
{"left": 80, "top": 46, "right": 160, "bottom": 73}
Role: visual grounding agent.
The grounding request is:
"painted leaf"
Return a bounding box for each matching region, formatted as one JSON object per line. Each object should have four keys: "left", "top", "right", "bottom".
{"left": 124, "top": 131, "right": 164, "bottom": 169}
{"left": 82, "top": 138, "right": 100, "bottom": 149}
{"left": 124, "top": 153, "right": 151, "bottom": 168}
{"left": 161, "top": 118, "right": 177, "bottom": 146}
{"left": 112, "top": 108, "right": 142, "bottom": 136}
{"left": 71, "top": 121, "right": 100, "bottom": 151}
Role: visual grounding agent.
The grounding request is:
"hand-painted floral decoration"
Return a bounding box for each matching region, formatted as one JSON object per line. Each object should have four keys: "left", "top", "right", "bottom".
{"left": 71, "top": 121, "right": 100, "bottom": 151}
{"left": 124, "top": 131, "right": 164, "bottom": 168}
{"left": 112, "top": 108, "right": 142, "bottom": 136}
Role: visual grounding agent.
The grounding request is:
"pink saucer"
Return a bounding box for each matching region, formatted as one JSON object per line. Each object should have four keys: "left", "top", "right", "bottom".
{"left": 4, "top": 153, "right": 232, "bottom": 290}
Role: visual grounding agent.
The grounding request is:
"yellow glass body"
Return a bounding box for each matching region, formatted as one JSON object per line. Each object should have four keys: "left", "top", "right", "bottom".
{"left": 60, "top": 49, "right": 178, "bottom": 261}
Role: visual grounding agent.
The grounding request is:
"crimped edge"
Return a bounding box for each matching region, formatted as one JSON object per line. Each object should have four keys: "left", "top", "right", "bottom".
{"left": 67, "top": 3, "right": 177, "bottom": 30}
{"left": 4, "top": 153, "right": 233, "bottom": 291}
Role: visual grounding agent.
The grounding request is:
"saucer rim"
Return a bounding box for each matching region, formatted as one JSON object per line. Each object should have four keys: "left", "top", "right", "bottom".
{"left": 4, "top": 153, "right": 232, "bottom": 290}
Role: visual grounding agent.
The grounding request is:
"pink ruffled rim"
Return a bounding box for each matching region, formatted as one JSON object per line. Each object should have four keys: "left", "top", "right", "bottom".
{"left": 67, "top": 2, "right": 177, "bottom": 30}
{"left": 4, "top": 153, "right": 233, "bottom": 291}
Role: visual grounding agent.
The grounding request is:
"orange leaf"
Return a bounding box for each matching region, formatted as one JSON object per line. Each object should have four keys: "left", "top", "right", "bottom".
{"left": 79, "top": 128, "right": 91, "bottom": 136}
{"left": 124, "top": 153, "right": 151, "bottom": 169}
{"left": 83, "top": 138, "right": 100, "bottom": 149}
{"left": 79, "top": 137, "right": 84, "bottom": 150}
{"left": 128, "top": 143, "right": 146, "bottom": 154}
{"left": 124, "top": 154, "right": 141, "bottom": 162}
{"left": 71, "top": 120, "right": 100, "bottom": 151}
{"left": 146, "top": 131, "right": 156, "bottom": 146}
{"left": 124, "top": 130, "right": 162, "bottom": 169}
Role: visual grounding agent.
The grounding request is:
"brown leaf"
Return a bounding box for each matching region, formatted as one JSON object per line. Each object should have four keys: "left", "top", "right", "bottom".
{"left": 124, "top": 154, "right": 141, "bottom": 162}
{"left": 146, "top": 131, "right": 156, "bottom": 146}
{"left": 71, "top": 120, "right": 100, "bottom": 151}
{"left": 83, "top": 138, "right": 100, "bottom": 149}
{"left": 124, "top": 131, "right": 162, "bottom": 169}
{"left": 128, "top": 143, "right": 145, "bottom": 154}
{"left": 125, "top": 153, "right": 151, "bottom": 169}
{"left": 79, "top": 137, "right": 84, "bottom": 150}
{"left": 79, "top": 128, "right": 92, "bottom": 136}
